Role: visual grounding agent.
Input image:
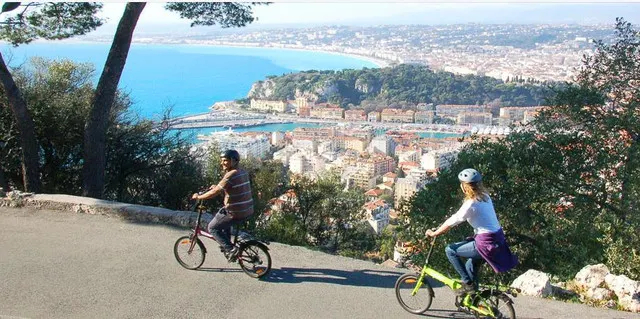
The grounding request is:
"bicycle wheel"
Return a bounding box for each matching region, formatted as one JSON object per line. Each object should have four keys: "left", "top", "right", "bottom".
{"left": 237, "top": 243, "right": 271, "bottom": 278}
{"left": 474, "top": 293, "right": 516, "bottom": 319}
{"left": 395, "top": 273, "right": 434, "bottom": 314}
{"left": 174, "top": 235, "right": 206, "bottom": 270}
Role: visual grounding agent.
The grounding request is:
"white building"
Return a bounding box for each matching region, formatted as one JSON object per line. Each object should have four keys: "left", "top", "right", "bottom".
{"left": 271, "top": 131, "right": 285, "bottom": 146}
{"left": 289, "top": 152, "right": 313, "bottom": 175}
{"left": 398, "top": 149, "right": 421, "bottom": 163}
{"left": 364, "top": 199, "right": 390, "bottom": 234}
{"left": 200, "top": 131, "right": 270, "bottom": 159}
{"left": 368, "top": 135, "right": 396, "bottom": 156}
{"left": 292, "top": 137, "right": 318, "bottom": 153}
{"left": 273, "top": 146, "right": 298, "bottom": 166}
{"left": 421, "top": 148, "right": 459, "bottom": 171}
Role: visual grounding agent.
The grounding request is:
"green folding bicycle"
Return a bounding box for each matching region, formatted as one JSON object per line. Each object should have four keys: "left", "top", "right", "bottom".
{"left": 394, "top": 236, "right": 519, "bottom": 318}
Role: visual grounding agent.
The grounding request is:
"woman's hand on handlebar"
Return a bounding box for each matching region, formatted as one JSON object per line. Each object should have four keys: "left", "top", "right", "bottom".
{"left": 425, "top": 228, "right": 438, "bottom": 237}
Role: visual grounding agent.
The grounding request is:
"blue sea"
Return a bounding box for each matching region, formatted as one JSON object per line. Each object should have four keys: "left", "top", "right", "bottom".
{"left": 1, "top": 42, "right": 378, "bottom": 119}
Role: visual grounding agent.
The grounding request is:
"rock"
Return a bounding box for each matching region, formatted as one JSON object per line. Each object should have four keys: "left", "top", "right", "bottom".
{"left": 604, "top": 273, "right": 640, "bottom": 300}
{"left": 575, "top": 264, "right": 609, "bottom": 290}
{"left": 619, "top": 296, "right": 640, "bottom": 313}
{"left": 511, "top": 269, "right": 553, "bottom": 297}
{"left": 585, "top": 287, "right": 614, "bottom": 301}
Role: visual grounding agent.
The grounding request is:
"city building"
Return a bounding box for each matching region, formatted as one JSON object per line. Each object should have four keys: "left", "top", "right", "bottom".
{"left": 199, "top": 130, "right": 270, "bottom": 159}
{"left": 415, "top": 110, "right": 435, "bottom": 124}
{"left": 364, "top": 199, "right": 390, "bottom": 235}
{"left": 381, "top": 109, "right": 415, "bottom": 123}
{"left": 368, "top": 111, "right": 381, "bottom": 122}
{"left": 436, "top": 104, "right": 490, "bottom": 120}
{"left": 250, "top": 99, "right": 287, "bottom": 113}
{"left": 421, "top": 148, "right": 459, "bottom": 171}
{"left": 344, "top": 109, "right": 367, "bottom": 121}
{"left": 368, "top": 135, "right": 396, "bottom": 156}
{"left": 394, "top": 177, "right": 424, "bottom": 208}
{"left": 457, "top": 111, "right": 493, "bottom": 125}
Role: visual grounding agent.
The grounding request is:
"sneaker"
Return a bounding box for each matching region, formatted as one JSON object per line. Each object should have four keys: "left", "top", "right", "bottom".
{"left": 225, "top": 246, "right": 239, "bottom": 262}
{"left": 456, "top": 282, "right": 476, "bottom": 296}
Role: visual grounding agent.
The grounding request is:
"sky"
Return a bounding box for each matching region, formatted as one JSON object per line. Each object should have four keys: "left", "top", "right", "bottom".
{"left": 95, "top": 2, "right": 640, "bottom": 34}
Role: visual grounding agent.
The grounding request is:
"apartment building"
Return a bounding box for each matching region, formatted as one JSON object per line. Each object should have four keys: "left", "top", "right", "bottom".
{"left": 310, "top": 107, "right": 344, "bottom": 119}
{"left": 203, "top": 131, "right": 270, "bottom": 159}
{"left": 348, "top": 167, "right": 377, "bottom": 190}
{"left": 344, "top": 109, "right": 367, "bottom": 121}
{"left": 414, "top": 110, "right": 435, "bottom": 124}
{"left": 421, "top": 148, "right": 459, "bottom": 171}
{"left": 499, "top": 106, "right": 545, "bottom": 126}
{"left": 368, "top": 135, "right": 396, "bottom": 156}
{"left": 335, "top": 136, "right": 368, "bottom": 152}
{"left": 273, "top": 146, "right": 298, "bottom": 166}
{"left": 250, "top": 99, "right": 287, "bottom": 113}
{"left": 292, "top": 127, "right": 336, "bottom": 139}
{"left": 368, "top": 111, "right": 381, "bottom": 122}
{"left": 364, "top": 199, "right": 390, "bottom": 235}
{"left": 436, "top": 104, "right": 489, "bottom": 120}
{"left": 457, "top": 111, "right": 493, "bottom": 125}
{"left": 298, "top": 106, "right": 311, "bottom": 117}
{"left": 381, "top": 109, "right": 415, "bottom": 123}
{"left": 291, "top": 137, "right": 318, "bottom": 153}
{"left": 271, "top": 131, "right": 285, "bottom": 147}
{"left": 289, "top": 152, "right": 313, "bottom": 175}
{"left": 394, "top": 177, "right": 424, "bottom": 208}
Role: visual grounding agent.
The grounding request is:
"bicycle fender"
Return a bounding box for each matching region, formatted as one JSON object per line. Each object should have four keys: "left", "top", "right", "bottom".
{"left": 240, "top": 240, "right": 270, "bottom": 251}
{"left": 197, "top": 238, "right": 207, "bottom": 254}
{"left": 423, "top": 279, "right": 435, "bottom": 299}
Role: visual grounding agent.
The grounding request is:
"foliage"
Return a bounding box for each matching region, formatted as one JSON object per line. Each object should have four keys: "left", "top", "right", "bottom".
{"left": 0, "top": 58, "right": 202, "bottom": 210}
{"left": 261, "top": 172, "right": 368, "bottom": 254}
{"left": 0, "top": 2, "right": 103, "bottom": 46}
{"left": 398, "top": 18, "right": 640, "bottom": 281}
{"left": 250, "top": 64, "right": 551, "bottom": 108}
{"left": 164, "top": 2, "right": 267, "bottom": 28}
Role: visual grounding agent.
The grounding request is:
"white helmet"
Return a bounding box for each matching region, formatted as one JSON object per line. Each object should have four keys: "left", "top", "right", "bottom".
{"left": 458, "top": 168, "right": 482, "bottom": 183}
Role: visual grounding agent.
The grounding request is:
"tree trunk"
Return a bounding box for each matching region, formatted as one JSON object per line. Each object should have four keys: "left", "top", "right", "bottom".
{"left": 0, "top": 167, "right": 9, "bottom": 192}
{"left": 0, "top": 53, "right": 41, "bottom": 193}
{"left": 82, "top": 2, "right": 145, "bottom": 199}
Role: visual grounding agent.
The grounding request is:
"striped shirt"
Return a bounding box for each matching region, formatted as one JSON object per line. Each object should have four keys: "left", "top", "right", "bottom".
{"left": 216, "top": 168, "right": 254, "bottom": 219}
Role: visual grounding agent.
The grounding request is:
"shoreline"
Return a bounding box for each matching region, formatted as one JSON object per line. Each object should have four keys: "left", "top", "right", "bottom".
{"left": 50, "top": 38, "right": 394, "bottom": 68}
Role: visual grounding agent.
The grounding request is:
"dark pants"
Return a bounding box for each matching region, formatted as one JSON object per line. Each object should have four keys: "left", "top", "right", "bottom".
{"left": 445, "top": 240, "right": 485, "bottom": 286}
{"left": 207, "top": 208, "right": 245, "bottom": 251}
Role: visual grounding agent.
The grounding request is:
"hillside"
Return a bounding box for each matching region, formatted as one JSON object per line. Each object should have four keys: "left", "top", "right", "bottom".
{"left": 246, "top": 64, "right": 552, "bottom": 108}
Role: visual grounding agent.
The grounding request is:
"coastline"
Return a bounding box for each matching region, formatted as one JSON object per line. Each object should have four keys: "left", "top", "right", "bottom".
{"left": 65, "top": 38, "right": 394, "bottom": 68}
{"left": 191, "top": 42, "right": 394, "bottom": 68}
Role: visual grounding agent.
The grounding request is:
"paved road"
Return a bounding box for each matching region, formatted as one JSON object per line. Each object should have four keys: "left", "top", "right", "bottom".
{"left": 1, "top": 207, "right": 638, "bottom": 319}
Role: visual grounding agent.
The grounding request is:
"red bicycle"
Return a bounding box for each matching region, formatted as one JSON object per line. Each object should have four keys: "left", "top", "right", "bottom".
{"left": 173, "top": 200, "right": 272, "bottom": 278}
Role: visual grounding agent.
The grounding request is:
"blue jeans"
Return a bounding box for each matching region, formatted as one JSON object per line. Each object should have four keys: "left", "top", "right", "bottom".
{"left": 207, "top": 208, "right": 245, "bottom": 252}
{"left": 445, "top": 240, "right": 485, "bottom": 286}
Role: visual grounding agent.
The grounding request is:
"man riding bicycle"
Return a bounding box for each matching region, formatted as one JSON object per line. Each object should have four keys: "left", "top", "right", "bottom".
{"left": 425, "top": 168, "right": 518, "bottom": 295}
{"left": 192, "top": 149, "right": 254, "bottom": 260}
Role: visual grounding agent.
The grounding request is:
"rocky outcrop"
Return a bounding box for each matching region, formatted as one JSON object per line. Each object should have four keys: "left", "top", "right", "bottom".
{"left": 511, "top": 269, "right": 553, "bottom": 297}
{"left": 247, "top": 79, "right": 278, "bottom": 99}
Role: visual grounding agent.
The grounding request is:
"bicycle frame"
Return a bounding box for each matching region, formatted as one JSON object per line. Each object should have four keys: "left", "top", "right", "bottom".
{"left": 410, "top": 237, "right": 499, "bottom": 317}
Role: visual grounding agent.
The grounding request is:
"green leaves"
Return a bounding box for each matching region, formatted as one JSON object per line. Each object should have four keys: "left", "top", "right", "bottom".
{"left": 164, "top": 2, "right": 267, "bottom": 28}
{"left": 0, "top": 2, "right": 103, "bottom": 46}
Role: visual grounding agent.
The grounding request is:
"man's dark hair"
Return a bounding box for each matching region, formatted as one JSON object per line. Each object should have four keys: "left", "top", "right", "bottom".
{"left": 220, "top": 149, "right": 240, "bottom": 161}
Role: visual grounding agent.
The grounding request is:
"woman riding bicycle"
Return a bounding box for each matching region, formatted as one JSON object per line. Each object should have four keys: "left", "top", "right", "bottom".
{"left": 192, "top": 149, "right": 254, "bottom": 260}
{"left": 425, "top": 168, "right": 518, "bottom": 295}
